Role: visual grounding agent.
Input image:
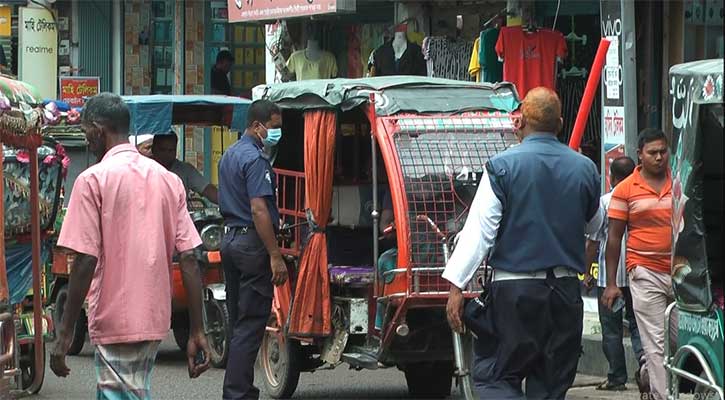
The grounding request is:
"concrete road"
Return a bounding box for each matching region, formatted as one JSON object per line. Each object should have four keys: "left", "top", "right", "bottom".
{"left": 37, "top": 333, "right": 638, "bottom": 400}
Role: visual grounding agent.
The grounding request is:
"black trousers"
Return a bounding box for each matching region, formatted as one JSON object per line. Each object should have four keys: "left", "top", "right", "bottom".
{"left": 221, "top": 228, "right": 273, "bottom": 400}
{"left": 472, "top": 273, "right": 583, "bottom": 400}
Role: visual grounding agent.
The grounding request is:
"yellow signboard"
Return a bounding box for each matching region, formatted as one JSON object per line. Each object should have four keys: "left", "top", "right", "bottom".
{"left": 210, "top": 126, "right": 239, "bottom": 185}
{"left": 0, "top": 6, "right": 11, "bottom": 37}
{"left": 19, "top": 7, "right": 58, "bottom": 99}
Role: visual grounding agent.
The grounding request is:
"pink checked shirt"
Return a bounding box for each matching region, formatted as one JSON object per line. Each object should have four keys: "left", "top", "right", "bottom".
{"left": 57, "top": 144, "right": 201, "bottom": 345}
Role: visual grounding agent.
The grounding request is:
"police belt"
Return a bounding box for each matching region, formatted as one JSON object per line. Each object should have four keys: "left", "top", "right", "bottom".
{"left": 491, "top": 266, "right": 578, "bottom": 282}
{"left": 225, "top": 225, "right": 279, "bottom": 235}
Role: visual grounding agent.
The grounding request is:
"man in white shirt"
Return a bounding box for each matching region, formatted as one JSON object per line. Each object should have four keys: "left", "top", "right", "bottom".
{"left": 442, "top": 87, "right": 602, "bottom": 399}
{"left": 584, "top": 156, "right": 645, "bottom": 392}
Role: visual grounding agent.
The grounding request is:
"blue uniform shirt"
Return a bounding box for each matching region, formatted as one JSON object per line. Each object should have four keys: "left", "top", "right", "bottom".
{"left": 218, "top": 134, "right": 279, "bottom": 230}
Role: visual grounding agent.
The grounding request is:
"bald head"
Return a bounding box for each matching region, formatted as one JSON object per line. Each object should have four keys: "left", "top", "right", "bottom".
{"left": 520, "top": 87, "right": 563, "bottom": 136}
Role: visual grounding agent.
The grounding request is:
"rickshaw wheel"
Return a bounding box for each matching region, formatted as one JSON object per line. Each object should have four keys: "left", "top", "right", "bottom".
{"left": 404, "top": 361, "right": 454, "bottom": 398}
{"left": 53, "top": 285, "right": 86, "bottom": 355}
{"left": 260, "top": 316, "right": 301, "bottom": 399}
{"left": 19, "top": 342, "right": 44, "bottom": 393}
{"left": 204, "top": 298, "right": 229, "bottom": 368}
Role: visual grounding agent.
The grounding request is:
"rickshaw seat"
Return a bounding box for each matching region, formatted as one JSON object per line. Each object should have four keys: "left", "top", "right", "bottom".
{"left": 328, "top": 265, "right": 375, "bottom": 287}
{"left": 329, "top": 185, "right": 375, "bottom": 228}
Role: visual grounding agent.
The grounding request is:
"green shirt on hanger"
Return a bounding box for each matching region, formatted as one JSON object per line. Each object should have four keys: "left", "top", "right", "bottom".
{"left": 480, "top": 28, "right": 503, "bottom": 83}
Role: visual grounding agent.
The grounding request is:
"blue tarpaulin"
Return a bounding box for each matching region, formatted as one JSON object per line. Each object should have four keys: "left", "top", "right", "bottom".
{"left": 122, "top": 95, "right": 251, "bottom": 135}
{"left": 6, "top": 241, "right": 51, "bottom": 304}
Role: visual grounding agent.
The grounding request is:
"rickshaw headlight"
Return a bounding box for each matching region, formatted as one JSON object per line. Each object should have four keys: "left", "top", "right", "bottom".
{"left": 200, "top": 224, "right": 222, "bottom": 251}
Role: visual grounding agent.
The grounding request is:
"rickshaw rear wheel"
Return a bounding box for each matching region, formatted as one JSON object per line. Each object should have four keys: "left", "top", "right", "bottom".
{"left": 204, "top": 298, "right": 229, "bottom": 368}
{"left": 403, "top": 361, "right": 454, "bottom": 398}
{"left": 260, "top": 317, "right": 302, "bottom": 399}
{"left": 19, "top": 342, "right": 44, "bottom": 394}
{"left": 53, "top": 285, "right": 86, "bottom": 355}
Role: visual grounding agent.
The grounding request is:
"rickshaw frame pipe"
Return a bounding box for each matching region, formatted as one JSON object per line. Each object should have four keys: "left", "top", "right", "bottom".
{"left": 26, "top": 148, "right": 46, "bottom": 396}
{"left": 568, "top": 38, "right": 611, "bottom": 151}
{"left": 0, "top": 145, "right": 8, "bottom": 303}
{"left": 0, "top": 313, "right": 15, "bottom": 368}
{"left": 371, "top": 134, "right": 380, "bottom": 298}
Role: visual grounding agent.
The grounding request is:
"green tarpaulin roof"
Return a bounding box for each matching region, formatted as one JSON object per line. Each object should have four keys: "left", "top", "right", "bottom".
{"left": 254, "top": 77, "right": 520, "bottom": 116}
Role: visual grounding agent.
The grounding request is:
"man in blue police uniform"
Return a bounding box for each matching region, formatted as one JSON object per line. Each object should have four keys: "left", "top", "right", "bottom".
{"left": 443, "top": 87, "right": 603, "bottom": 399}
{"left": 218, "top": 100, "right": 288, "bottom": 399}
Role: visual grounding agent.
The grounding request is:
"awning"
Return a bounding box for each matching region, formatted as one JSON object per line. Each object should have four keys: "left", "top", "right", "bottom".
{"left": 255, "top": 77, "right": 520, "bottom": 116}
{"left": 121, "top": 95, "right": 252, "bottom": 134}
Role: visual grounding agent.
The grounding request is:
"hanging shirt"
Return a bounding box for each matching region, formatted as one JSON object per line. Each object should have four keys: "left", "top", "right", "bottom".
{"left": 468, "top": 38, "right": 482, "bottom": 82}
{"left": 480, "top": 28, "right": 503, "bottom": 83}
{"left": 287, "top": 50, "right": 338, "bottom": 80}
{"left": 495, "top": 27, "right": 567, "bottom": 98}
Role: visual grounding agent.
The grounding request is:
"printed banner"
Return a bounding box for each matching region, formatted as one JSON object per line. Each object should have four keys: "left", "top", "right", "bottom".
{"left": 228, "top": 0, "right": 355, "bottom": 23}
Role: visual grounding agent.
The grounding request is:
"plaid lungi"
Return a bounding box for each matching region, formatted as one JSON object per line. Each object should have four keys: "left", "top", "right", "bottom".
{"left": 95, "top": 340, "right": 161, "bottom": 400}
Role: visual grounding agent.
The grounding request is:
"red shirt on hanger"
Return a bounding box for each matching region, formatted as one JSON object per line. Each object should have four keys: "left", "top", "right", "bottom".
{"left": 495, "top": 27, "right": 567, "bottom": 99}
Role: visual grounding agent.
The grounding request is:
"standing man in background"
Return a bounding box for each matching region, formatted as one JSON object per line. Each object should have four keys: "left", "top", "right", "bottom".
{"left": 152, "top": 132, "right": 219, "bottom": 204}
{"left": 584, "top": 156, "right": 645, "bottom": 392}
{"left": 218, "top": 100, "right": 288, "bottom": 399}
{"left": 602, "top": 128, "right": 673, "bottom": 400}
{"left": 211, "top": 50, "right": 234, "bottom": 96}
{"left": 443, "top": 87, "right": 602, "bottom": 399}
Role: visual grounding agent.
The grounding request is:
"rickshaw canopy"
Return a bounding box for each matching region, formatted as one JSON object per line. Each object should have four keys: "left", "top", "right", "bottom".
{"left": 253, "top": 77, "right": 520, "bottom": 115}
{"left": 670, "top": 58, "right": 723, "bottom": 312}
{"left": 121, "top": 95, "right": 252, "bottom": 135}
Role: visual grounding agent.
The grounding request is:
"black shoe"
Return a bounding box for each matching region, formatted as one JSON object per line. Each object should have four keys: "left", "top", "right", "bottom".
{"left": 596, "top": 380, "right": 627, "bottom": 391}
{"left": 636, "top": 364, "right": 651, "bottom": 394}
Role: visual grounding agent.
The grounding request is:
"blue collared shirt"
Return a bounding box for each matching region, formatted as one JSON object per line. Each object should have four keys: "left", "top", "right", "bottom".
{"left": 218, "top": 134, "right": 279, "bottom": 229}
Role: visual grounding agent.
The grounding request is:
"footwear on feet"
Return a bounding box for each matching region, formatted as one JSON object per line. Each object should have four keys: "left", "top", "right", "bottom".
{"left": 596, "top": 380, "right": 627, "bottom": 391}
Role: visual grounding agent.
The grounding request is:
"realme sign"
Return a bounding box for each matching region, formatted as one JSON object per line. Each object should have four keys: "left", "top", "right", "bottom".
{"left": 19, "top": 7, "right": 58, "bottom": 99}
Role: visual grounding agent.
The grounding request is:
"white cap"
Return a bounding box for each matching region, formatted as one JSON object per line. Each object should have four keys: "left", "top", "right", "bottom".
{"left": 129, "top": 134, "right": 154, "bottom": 146}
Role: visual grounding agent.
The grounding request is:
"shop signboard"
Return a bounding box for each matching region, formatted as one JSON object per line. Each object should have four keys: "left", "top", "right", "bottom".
{"left": 59, "top": 77, "right": 100, "bottom": 107}
{"left": 227, "top": 0, "right": 355, "bottom": 23}
{"left": 600, "top": 0, "right": 637, "bottom": 192}
{"left": 0, "top": 6, "right": 11, "bottom": 37}
{"left": 18, "top": 7, "right": 58, "bottom": 100}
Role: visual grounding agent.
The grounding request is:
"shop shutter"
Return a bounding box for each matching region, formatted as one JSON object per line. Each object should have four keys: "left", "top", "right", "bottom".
{"left": 78, "top": 0, "right": 112, "bottom": 92}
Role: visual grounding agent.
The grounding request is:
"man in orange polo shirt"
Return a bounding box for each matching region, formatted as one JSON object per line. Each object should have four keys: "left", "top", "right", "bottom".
{"left": 602, "top": 128, "right": 673, "bottom": 400}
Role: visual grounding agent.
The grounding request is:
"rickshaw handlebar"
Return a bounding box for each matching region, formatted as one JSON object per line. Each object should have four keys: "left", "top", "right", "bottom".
{"left": 416, "top": 215, "right": 447, "bottom": 241}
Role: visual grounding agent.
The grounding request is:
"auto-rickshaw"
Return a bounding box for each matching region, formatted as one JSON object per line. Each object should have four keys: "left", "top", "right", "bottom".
{"left": 252, "top": 77, "right": 519, "bottom": 398}
{"left": 49, "top": 95, "right": 252, "bottom": 368}
{"left": 1, "top": 76, "right": 64, "bottom": 397}
{"left": 666, "top": 59, "right": 724, "bottom": 400}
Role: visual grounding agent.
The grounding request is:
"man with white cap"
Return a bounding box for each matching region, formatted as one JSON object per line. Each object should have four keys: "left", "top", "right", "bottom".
{"left": 129, "top": 134, "right": 154, "bottom": 157}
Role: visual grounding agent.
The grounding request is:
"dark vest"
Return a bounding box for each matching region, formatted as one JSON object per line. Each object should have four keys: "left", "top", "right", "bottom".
{"left": 486, "top": 134, "right": 600, "bottom": 273}
{"left": 373, "top": 41, "right": 427, "bottom": 77}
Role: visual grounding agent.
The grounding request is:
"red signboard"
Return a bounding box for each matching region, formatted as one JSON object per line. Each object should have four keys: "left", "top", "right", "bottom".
{"left": 59, "top": 77, "right": 99, "bottom": 107}
{"left": 227, "top": 0, "right": 354, "bottom": 23}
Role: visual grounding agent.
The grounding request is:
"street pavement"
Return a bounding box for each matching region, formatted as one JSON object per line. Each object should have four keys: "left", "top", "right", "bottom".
{"left": 38, "top": 333, "right": 644, "bottom": 400}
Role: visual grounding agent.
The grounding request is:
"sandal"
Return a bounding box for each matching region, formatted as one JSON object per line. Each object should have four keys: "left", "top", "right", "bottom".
{"left": 596, "top": 380, "right": 627, "bottom": 391}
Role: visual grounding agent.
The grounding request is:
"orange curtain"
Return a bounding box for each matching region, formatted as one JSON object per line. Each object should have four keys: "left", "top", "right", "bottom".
{"left": 287, "top": 109, "right": 337, "bottom": 337}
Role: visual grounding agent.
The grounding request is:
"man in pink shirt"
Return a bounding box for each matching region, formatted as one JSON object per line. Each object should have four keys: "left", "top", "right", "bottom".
{"left": 50, "top": 93, "right": 212, "bottom": 398}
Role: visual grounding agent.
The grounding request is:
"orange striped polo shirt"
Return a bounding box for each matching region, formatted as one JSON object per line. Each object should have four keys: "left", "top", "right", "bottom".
{"left": 608, "top": 166, "right": 672, "bottom": 273}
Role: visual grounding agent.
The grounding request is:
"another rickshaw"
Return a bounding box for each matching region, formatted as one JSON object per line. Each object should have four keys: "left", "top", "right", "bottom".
{"left": 667, "top": 58, "right": 724, "bottom": 400}
{"left": 252, "top": 77, "right": 519, "bottom": 398}
{"left": 1, "top": 77, "right": 66, "bottom": 397}
{"left": 50, "top": 95, "right": 252, "bottom": 368}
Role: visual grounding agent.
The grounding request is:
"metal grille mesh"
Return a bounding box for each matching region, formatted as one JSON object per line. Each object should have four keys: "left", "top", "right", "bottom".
{"left": 393, "top": 116, "right": 517, "bottom": 294}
